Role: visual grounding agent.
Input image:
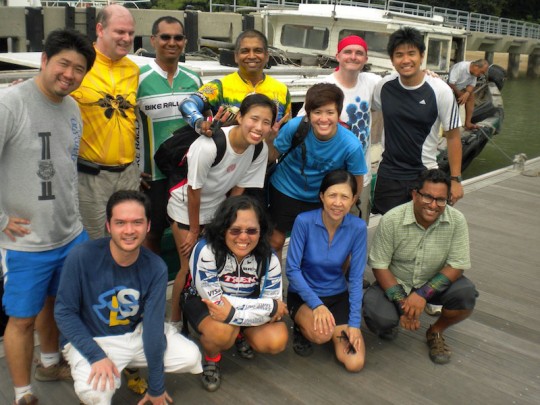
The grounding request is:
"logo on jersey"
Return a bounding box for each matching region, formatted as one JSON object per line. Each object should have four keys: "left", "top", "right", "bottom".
{"left": 93, "top": 286, "right": 140, "bottom": 326}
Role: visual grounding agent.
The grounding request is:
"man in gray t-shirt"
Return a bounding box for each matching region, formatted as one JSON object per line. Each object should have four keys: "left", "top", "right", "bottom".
{"left": 448, "top": 59, "right": 489, "bottom": 130}
{"left": 0, "top": 29, "right": 95, "bottom": 405}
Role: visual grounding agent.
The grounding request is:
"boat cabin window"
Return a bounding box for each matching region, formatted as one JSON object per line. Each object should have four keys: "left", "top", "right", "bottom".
{"left": 426, "top": 38, "right": 450, "bottom": 71}
{"left": 338, "top": 30, "right": 390, "bottom": 55}
{"left": 281, "top": 24, "right": 329, "bottom": 50}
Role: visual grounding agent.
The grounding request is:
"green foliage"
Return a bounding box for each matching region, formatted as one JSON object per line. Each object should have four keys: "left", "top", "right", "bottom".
{"left": 151, "top": 0, "right": 540, "bottom": 23}
{"left": 468, "top": 0, "right": 507, "bottom": 16}
{"left": 152, "top": 0, "right": 209, "bottom": 11}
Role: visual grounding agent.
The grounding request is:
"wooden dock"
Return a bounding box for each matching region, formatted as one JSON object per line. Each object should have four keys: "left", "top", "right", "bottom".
{"left": 1, "top": 159, "right": 539, "bottom": 405}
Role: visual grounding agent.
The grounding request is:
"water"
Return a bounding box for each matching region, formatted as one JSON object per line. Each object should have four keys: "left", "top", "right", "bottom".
{"left": 464, "top": 78, "right": 540, "bottom": 179}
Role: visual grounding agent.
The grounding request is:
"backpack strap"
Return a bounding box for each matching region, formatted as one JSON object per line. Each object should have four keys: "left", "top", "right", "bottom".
{"left": 290, "top": 115, "right": 311, "bottom": 149}
{"left": 277, "top": 115, "right": 311, "bottom": 165}
{"left": 252, "top": 141, "right": 264, "bottom": 162}
{"left": 211, "top": 128, "right": 227, "bottom": 167}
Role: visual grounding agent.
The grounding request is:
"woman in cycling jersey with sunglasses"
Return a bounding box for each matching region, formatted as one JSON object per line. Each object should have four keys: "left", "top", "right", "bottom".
{"left": 183, "top": 195, "right": 288, "bottom": 392}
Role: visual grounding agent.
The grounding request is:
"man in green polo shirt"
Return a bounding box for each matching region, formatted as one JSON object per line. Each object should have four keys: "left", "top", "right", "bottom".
{"left": 363, "top": 169, "right": 477, "bottom": 364}
{"left": 136, "top": 15, "right": 202, "bottom": 254}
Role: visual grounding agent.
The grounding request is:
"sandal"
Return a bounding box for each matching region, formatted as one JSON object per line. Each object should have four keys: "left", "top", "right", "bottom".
{"left": 235, "top": 335, "right": 255, "bottom": 360}
{"left": 124, "top": 368, "right": 148, "bottom": 394}
{"left": 293, "top": 326, "right": 313, "bottom": 357}
{"left": 426, "top": 327, "right": 451, "bottom": 364}
{"left": 201, "top": 359, "right": 221, "bottom": 392}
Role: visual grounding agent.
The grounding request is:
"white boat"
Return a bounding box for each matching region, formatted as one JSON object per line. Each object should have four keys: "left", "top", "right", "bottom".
{"left": 0, "top": 0, "right": 506, "bottom": 174}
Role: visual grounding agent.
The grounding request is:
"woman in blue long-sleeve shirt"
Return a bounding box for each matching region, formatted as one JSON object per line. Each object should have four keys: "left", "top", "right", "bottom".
{"left": 286, "top": 170, "right": 367, "bottom": 372}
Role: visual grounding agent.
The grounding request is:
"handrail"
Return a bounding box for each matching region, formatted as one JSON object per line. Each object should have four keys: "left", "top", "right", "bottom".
{"left": 40, "top": 0, "right": 151, "bottom": 8}
{"left": 208, "top": 0, "right": 540, "bottom": 40}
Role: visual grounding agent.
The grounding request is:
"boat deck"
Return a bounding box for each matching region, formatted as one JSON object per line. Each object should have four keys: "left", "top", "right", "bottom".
{"left": 1, "top": 159, "right": 539, "bottom": 405}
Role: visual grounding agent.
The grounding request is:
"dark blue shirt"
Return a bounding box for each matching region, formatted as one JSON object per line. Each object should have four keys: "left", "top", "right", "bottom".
{"left": 55, "top": 238, "right": 168, "bottom": 397}
{"left": 286, "top": 209, "right": 367, "bottom": 327}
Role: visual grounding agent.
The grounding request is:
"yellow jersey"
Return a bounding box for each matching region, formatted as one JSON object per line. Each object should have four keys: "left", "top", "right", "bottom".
{"left": 71, "top": 48, "right": 139, "bottom": 165}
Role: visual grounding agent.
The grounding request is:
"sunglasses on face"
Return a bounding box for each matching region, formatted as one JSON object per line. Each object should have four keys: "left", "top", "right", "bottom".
{"left": 157, "top": 34, "right": 185, "bottom": 41}
{"left": 227, "top": 227, "right": 260, "bottom": 236}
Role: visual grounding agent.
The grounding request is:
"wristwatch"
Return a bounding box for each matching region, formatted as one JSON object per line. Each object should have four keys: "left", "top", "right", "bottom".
{"left": 450, "top": 175, "right": 463, "bottom": 183}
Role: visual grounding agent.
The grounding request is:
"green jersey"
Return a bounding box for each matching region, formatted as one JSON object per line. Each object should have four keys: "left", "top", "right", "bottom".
{"left": 136, "top": 61, "right": 202, "bottom": 181}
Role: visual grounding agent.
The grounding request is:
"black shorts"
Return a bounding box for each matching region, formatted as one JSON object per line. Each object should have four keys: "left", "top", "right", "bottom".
{"left": 174, "top": 222, "right": 206, "bottom": 233}
{"left": 269, "top": 183, "right": 321, "bottom": 233}
{"left": 371, "top": 175, "right": 418, "bottom": 215}
{"left": 287, "top": 290, "right": 350, "bottom": 326}
{"left": 143, "top": 179, "right": 170, "bottom": 236}
{"left": 183, "top": 294, "right": 210, "bottom": 331}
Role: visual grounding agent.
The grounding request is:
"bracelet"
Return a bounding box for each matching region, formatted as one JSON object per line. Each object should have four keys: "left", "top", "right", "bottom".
{"left": 414, "top": 273, "right": 452, "bottom": 300}
{"left": 413, "top": 283, "right": 436, "bottom": 300}
{"left": 385, "top": 284, "right": 407, "bottom": 303}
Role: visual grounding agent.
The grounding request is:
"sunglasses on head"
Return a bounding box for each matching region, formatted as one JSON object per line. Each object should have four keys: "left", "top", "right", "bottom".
{"left": 227, "top": 227, "right": 260, "bottom": 236}
{"left": 157, "top": 34, "right": 185, "bottom": 41}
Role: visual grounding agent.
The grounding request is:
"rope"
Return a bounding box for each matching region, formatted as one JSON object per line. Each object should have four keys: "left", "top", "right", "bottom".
{"left": 476, "top": 126, "right": 514, "bottom": 163}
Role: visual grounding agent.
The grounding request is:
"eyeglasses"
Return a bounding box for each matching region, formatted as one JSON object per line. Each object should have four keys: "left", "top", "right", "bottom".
{"left": 157, "top": 34, "right": 185, "bottom": 41}
{"left": 416, "top": 190, "right": 448, "bottom": 207}
{"left": 227, "top": 227, "right": 260, "bottom": 236}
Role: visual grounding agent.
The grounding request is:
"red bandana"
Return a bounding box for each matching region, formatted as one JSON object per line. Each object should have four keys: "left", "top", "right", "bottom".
{"left": 337, "top": 35, "right": 368, "bottom": 54}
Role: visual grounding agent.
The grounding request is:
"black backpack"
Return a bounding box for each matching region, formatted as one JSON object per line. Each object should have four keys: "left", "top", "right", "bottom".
{"left": 154, "top": 124, "right": 263, "bottom": 193}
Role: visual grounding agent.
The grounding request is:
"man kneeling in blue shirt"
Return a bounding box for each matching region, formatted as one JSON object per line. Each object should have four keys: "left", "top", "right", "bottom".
{"left": 55, "top": 190, "right": 202, "bottom": 405}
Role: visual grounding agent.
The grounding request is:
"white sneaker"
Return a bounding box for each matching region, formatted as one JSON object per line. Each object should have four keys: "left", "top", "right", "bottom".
{"left": 425, "top": 304, "right": 443, "bottom": 316}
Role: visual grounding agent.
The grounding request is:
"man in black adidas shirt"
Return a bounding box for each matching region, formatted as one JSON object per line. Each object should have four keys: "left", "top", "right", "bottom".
{"left": 372, "top": 27, "right": 464, "bottom": 215}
